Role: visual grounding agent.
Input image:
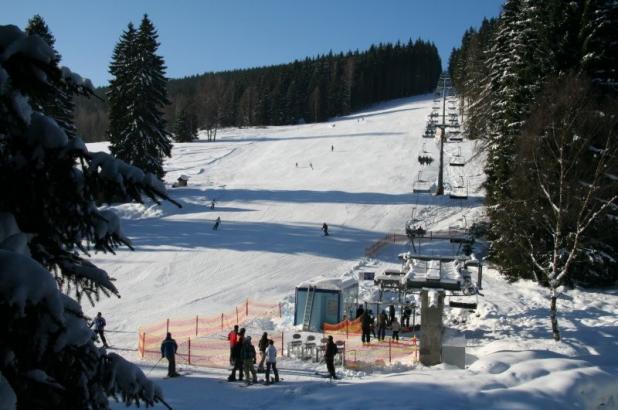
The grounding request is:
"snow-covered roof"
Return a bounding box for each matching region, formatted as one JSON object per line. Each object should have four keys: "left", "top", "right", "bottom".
{"left": 297, "top": 275, "right": 357, "bottom": 291}
{"left": 404, "top": 259, "right": 463, "bottom": 289}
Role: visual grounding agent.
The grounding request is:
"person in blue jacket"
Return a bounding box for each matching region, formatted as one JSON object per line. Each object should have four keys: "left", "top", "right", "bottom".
{"left": 161, "top": 332, "right": 179, "bottom": 377}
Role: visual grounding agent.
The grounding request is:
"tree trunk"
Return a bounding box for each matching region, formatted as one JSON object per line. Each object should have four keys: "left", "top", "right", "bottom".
{"left": 550, "top": 292, "right": 560, "bottom": 341}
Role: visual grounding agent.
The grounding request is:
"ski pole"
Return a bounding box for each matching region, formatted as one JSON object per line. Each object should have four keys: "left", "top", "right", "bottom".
{"left": 146, "top": 357, "right": 164, "bottom": 376}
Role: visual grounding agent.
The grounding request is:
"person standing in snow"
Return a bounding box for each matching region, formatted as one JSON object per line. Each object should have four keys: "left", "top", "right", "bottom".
{"left": 227, "top": 325, "right": 239, "bottom": 366}
{"left": 310, "top": 162, "right": 313, "bottom": 170}
{"left": 324, "top": 336, "right": 338, "bottom": 379}
{"left": 213, "top": 216, "right": 221, "bottom": 230}
{"left": 257, "top": 332, "right": 269, "bottom": 373}
{"left": 242, "top": 336, "right": 258, "bottom": 385}
{"left": 361, "top": 311, "right": 372, "bottom": 343}
{"left": 388, "top": 304, "right": 396, "bottom": 326}
{"left": 403, "top": 305, "right": 412, "bottom": 328}
{"left": 355, "top": 304, "right": 365, "bottom": 319}
{"left": 265, "top": 339, "right": 279, "bottom": 384}
{"left": 160, "top": 332, "right": 179, "bottom": 377}
{"left": 377, "top": 310, "right": 387, "bottom": 341}
{"left": 322, "top": 223, "right": 329, "bottom": 236}
{"left": 331, "top": 145, "right": 334, "bottom": 152}
{"left": 210, "top": 199, "right": 216, "bottom": 209}
{"left": 391, "top": 317, "right": 401, "bottom": 341}
{"left": 229, "top": 328, "right": 245, "bottom": 381}
{"left": 90, "top": 312, "right": 109, "bottom": 348}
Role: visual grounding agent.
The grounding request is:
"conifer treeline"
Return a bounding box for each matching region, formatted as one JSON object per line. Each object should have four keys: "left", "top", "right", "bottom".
{"left": 449, "top": 0, "right": 618, "bottom": 287}
{"left": 75, "top": 40, "right": 441, "bottom": 141}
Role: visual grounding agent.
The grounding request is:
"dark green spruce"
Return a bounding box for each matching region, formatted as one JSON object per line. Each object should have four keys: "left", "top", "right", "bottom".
{"left": 108, "top": 15, "right": 172, "bottom": 178}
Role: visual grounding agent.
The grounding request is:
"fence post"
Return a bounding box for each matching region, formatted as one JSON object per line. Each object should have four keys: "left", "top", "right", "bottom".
{"left": 140, "top": 332, "right": 146, "bottom": 358}
{"left": 195, "top": 315, "right": 199, "bottom": 337}
{"left": 188, "top": 337, "right": 191, "bottom": 365}
{"left": 166, "top": 318, "right": 170, "bottom": 333}
{"left": 389, "top": 339, "right": 392, "bottom": 364}
{"left": 278, "top": 303, "right": 282, "bottom": 318}
{"left": 246, "top": 299, "right": 249, "bottom": 317}
{"left": 281, "top": 331, "right": 284, "bottom": 357}
{"left": 236, "top": 307, "right": 239, "bottom": 324}
{"left": 345, "top": 319, "right": 349, "bottom": 339}
{"left": 221, "top": 313, "right": 224, "bottom": 330}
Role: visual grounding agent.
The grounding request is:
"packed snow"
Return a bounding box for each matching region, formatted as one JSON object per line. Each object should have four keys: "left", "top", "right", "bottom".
{"left": 85, "top": 95, "right": 617, "bottom": 409}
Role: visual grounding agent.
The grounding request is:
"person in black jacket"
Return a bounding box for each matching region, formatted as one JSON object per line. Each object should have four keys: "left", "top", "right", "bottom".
{"left": 160, "top": 333, "right": 179, "bottom": 377}
{"left": 324, "top": 336, "right": 338, "bottom": 379}
{"left": 361, "top": 311, "right": 372, "bottom": 343}
{"left": 355, "top": 304, "right": 364, "bottom": 319}
{"left": 257, "top": 332, "right": 268, "bottom": 373}
{"left": 377, "top": 310, "right": 387, "bottom": 341}
{"left": 89, "top": 312, "right": 109, "bottom": 347}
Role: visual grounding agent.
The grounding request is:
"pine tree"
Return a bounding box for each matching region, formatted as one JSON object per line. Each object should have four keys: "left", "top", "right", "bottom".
{"left": 108, "top": 15, "right": 172, "bottom": 178}
{"left": 107, "top": 23, "right": 137, "bottom": 150}
{"left": 579, "top": 0, "right": 618, "bottom": 93}
{"left": 25, "top": 15, "right": 79, "bottom": 139}
{"left": 173, "top": 108, "right": 197, "bottom": 142}
{"left": 1, "top": 24, "right": 176, "bottom": 409}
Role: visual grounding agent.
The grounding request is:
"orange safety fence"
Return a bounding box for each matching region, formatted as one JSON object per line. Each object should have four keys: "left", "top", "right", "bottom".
{"left": 138, "top": 299, "right": 281, "bottom": 360}
{"left": 140, "top": 331, "right": 285, "bottom": 369}
{"left": 323, "top": 317, "right": 363, "bottom": 335}
{"left": 324, "top": 317, "right": 419, "bottom": 368}
{"left": 343, "top": 338, "right": 419, "bottom": 369}
{"left": 137, "top": 300, "right": 418, "bottom": 371}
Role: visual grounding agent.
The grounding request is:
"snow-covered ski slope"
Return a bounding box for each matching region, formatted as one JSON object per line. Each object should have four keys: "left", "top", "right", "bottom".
{"left": 88, "top": 95, "right": 617, "bottom": 409}
{"left": 88, "top": 94, "right": 483, "bottom": 335}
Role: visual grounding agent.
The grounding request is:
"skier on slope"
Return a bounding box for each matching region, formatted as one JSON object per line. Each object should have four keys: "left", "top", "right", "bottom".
{"left": 89, "top": 312, "right": 109, "bottom": 348}
{"left": 160, "top": 332, "right": 179, "bottom": 377}
{"left": 213, "top": 216, "right": 221, "bottom": 230}
{"left": 322, "top": 223, "right": 329, "bottom": 236}
{"left": 324, "top": 336, "right": 338, "bottom": 379}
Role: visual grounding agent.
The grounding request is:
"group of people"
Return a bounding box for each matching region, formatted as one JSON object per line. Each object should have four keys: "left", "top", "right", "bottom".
{"left": 90, "top": 314, "right": 338, "bottom": 381}
{"left": 355, "top": 304, "right": 412, "bottom": 343}
{"left": 227, "top": 325, "right": 279, "bottom": 385}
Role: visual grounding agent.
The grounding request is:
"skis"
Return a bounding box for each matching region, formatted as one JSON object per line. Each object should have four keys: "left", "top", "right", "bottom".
{"left": 163, "top": 371, "right": 190, "bottom": 379}
{"left": 314, "top": 372, "right": 340, "bottom": 380}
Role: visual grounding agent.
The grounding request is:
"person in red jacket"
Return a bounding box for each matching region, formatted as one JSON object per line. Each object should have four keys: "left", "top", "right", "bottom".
{"left": 227, "top": 325, "right": 239, "bottom": 366}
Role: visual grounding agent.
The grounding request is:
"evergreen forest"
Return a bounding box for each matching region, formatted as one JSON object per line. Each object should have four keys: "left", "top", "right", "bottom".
{"left": 75, "top": 40, "right": 442, "bottom": 141}
{"left": 448, "top": 0, "right": 618, "bottom": 294}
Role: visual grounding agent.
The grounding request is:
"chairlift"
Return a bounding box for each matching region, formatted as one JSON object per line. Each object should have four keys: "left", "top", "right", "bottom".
{"left": 449, "top": 147, "right": 465, "bottom": 167}
{"left": 412, "top": 171, "right": 432, "bottom": 193}
{"left": 417, "top": 154, "right": 434, "bottom": 166}
{"left": 449, "top": 176, "right": 468, "bottom": 199}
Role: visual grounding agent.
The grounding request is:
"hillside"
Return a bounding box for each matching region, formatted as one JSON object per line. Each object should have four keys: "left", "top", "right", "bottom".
{"left": 86, "top": 95, "right": 617, "bottom": 409}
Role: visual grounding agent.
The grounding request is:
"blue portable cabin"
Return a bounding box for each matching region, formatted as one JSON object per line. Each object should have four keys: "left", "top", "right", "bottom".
{"left": 294, "top": 277, "right": 358, "bottom": 332}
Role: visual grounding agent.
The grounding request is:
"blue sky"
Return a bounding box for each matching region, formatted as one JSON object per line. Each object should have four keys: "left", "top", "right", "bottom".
{"left": 3, "top": 1, "right": 503, "bottom": 87}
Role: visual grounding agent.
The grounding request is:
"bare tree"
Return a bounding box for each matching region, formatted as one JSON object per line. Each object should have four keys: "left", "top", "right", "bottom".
{"left": 519, "top": 75, "right": 618, "bottom": 340}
